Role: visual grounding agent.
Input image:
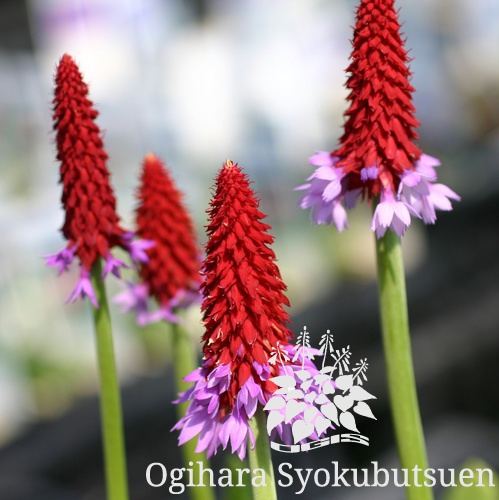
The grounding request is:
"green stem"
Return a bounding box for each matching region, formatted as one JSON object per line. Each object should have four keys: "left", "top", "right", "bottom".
{"left": 375, "top": 229, "right": 433, "bottom": 500}
{"left": 171, "top": 322, "right": 215, "bottom": 500}
{"left": 222, "top": 455, "right": 253, "bottom": 500}
{"left": 248, "top": 408, "right": 277, "bottom": 500}
{"left": 90, "top": 260, "right": 129, "bottom": 500}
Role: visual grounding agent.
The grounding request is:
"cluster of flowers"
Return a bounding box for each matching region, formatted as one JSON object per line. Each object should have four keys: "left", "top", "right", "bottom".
{"left": 46, "top": 54, "right": 200, "bottom": 321}
{"left": 47, "top": 0, "right": 459, "bottom": 462}
{"left": 297, "top": 0, "right": 459, "bottom": 237}
{"left": 173, "top": 162, "right": 327, "bottom": 458}
{"left": 114, "top": 154, "right": 201, "bottom": 325}
{"left": 46, "top": 54, "right": 146, "bottom": 307}
{"left": 45, "top": 54, "right": 324, "bottom": 459}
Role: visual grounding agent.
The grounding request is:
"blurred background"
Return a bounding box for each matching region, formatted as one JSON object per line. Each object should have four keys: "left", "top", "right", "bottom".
{"left": 0, "top": 0, "right": 498, "bottom": 498}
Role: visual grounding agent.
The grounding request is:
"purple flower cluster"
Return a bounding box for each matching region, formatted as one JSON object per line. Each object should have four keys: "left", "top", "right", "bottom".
{"left": 297, "top": 152, "right": 460, "bottom": 238}
{"left": 45, "top": 237, "right": 149, "bottom": 307}
{"left": 173, "top": 363, "right": 265, "bottom": 459}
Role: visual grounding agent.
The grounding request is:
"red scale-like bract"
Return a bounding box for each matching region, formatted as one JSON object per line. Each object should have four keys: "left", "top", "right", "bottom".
{"left": 201, "top": 161, "right": 292, "bottom": 416}
{"left": 53, "top": 54, "right": 125, "bottom": 270}
{"left": 333, "top": 0, "right": 422, "bottom": 196}
{"left": 136, "top": 154, "right": 201, "bottom": 305}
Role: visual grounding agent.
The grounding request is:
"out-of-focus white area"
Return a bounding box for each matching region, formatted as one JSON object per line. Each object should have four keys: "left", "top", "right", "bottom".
{"left": 0, "top": 0, "right": 497, "bottom": 442}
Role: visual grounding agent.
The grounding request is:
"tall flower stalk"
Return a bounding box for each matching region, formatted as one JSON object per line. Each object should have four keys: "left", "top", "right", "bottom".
{"left": 116, "top": 154, "right": 213, "bottom": 500}
{"left": 174, "top": 160, "right": 310, "bottom": 499}
{"left": 297, "top": 1, "right": 460, "bottom": 498}
{"left": 90, "top": 261, "right": 128, "bottom": 500}
{"left": 375, "top": 229, "right": 430, "bottom": 500}
{"left": 46, "top": 54, "right": 136, "bottom": 500}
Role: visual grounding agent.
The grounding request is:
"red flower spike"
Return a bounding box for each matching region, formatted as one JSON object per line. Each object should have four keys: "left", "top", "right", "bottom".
{"left": 135, "top": 154, "right": 201, "bottom": 308}
{"left": 333, "top": 0, "right": 421, "bottom": 195}
{"left": 47, "top": 54, "right": 148, "bottom": 306}
{"left": 201, "top": 160, "right": 292, "bottom": 410}
{"left": 297, "top": 0, "right": 459, "bottom": 237}
{"left": 173, "top": 160, "right": 307, "bottom": 460}
{"left": 53, "top": 54, "right": 126, "bottom": 270}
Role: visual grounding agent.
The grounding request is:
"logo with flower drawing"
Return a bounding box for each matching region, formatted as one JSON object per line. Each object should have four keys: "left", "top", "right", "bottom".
{"left": 264, "top": 327, "right": 376, "bottom": 452}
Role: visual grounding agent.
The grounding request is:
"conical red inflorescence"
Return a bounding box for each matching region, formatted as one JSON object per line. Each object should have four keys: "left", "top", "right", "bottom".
{"left": 53, "top": 53, "right": 125, "bottom": 270}
{"left": 174, "top": 161, "right": 324, "bottom": 458}
{"left": 201, "top": 160, "right": 292, "bottom": 415}
{"left": 298, "top": 0, "right": 458, "bottom": 237}
{"left": 136, "top": 154, "right": 201, "bottom": 307}
{"left": 333, "top": 0, "right": 421, "bottom": 197}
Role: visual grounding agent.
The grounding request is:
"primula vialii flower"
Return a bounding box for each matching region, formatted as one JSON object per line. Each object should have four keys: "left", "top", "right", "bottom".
{"left": 173, "top": 161, "right": 324, "bottom": 459}
{"left": 45, "top": 54, "right": 147, "bottom": 306}
{"left": 115, "top": 154, "right": 202, "bottom": 325}
{"left": 297, "top": 0, "right": 459, "bottom": 237}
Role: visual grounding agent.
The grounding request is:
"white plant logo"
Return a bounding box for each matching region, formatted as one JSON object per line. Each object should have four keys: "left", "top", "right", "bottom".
{"left": 264, "top": 327, "right": 376, "bottom": 452}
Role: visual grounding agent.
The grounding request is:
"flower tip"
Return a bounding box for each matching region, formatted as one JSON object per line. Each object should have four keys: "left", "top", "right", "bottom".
{"left": 57, "top": 54, "right": 79, "bottom": 74}
{"left": 53, "top": 53, "right": 126, "bottom": 273}
{"left": 223, "top": 159, "right": 236, "bottom": 169}
{"left": 144, "top": 152, "right": 158, "bottom": 163}
{"left": 59, "top": 53, "right": 74, "bottom": 64}
{"left": 142, "top": 153, "right": 168, "bottom": 173}
{"left": 141, "top": 153, "right": 166, "bottom": 177}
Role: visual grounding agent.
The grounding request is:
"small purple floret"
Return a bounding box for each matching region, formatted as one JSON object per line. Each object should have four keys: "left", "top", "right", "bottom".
{"left": 360, "top": 165, "right": 378, "bottom": 181}
{"left": 66, "top": 268, "right": 98, "bottom": 307}
{"left": 399, "top": 154, "right": 461, "bottom": 225}
{"left": 114, "top": 283, "right": 150, "bottom": 325}
{"left": 102, "top": 253, "right": 129, "bottom": 279}
{"left": 173, "top": 363, "right": 267, "bottom": 460}
{"left": 169, "top": 288, "right": 202, "bottom": 309}
{"left": 371, "top": 188, "right": 418, "bottom": 238}
{"left": 122, "top": 232, "right": 155, "bottom": 264}
{"left": 116, "top": 280, "right": 201, "bottom": 326}
{"left": 149, "top": 305, "right": 180, "bottom": 324}
{"left": 308, "top": 151, "right": 336, "bottom": 168}
{"left": 115, "top": 283, "right": 202, "bottom": 325}
{"left": 45, "top": 246, "right": 76, "bottom": 275}
{"left": 296, "top": 152, "right": 350, "bottom": 231}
